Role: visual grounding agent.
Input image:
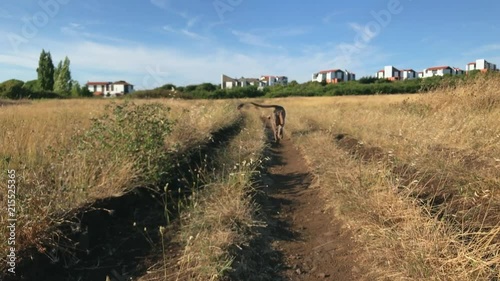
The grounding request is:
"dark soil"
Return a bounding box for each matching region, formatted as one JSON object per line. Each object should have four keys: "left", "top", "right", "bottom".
{"left": 228, "top": 124, "right": 363, "bottom": 280}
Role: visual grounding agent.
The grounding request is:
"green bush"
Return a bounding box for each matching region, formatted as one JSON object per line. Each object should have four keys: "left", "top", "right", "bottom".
{"left": 0, "top": 79, "right": 26, "bottom": 98}
{"left": 79, "top": 102, "right": 174, "bottom": 185}
{"left": 0, "top": 79, "right": 65, "bottom": 99}
{"left": 22, "top": 79, "right": 41, "bottom": 92}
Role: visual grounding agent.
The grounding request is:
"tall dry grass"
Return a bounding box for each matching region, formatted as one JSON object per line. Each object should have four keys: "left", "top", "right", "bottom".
{"left": 294, "top": 132, "right": 498, "bottom": 280}
{"left": 144, "top": 110, "right": 266, "bottom": 281}
{"left": 0, "top": 98, "right": 239, "bottom": 259}
{"left": 272, "top": 74, "right": 500, "bottom": 280}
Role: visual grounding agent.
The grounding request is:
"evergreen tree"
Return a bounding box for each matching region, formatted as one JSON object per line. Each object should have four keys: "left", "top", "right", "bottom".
{"left": 54, "top": 56, "right": 72, "bottom": 95}
{"left": 61, "top": 56, "right": 72, "bottom": 93}
{"left": 36, "top": 49, "right": 54, "bottom": 91}
{"left": 53, "top": 60, "right": 63, "bottom": 93}
{"left": 71, "top": 80, "right": 81, "bottom": 97}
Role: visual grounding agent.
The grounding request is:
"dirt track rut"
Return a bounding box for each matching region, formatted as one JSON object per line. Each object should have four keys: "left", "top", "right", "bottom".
{"left": 261, "top": 139, "right": 362, "bottom": 280}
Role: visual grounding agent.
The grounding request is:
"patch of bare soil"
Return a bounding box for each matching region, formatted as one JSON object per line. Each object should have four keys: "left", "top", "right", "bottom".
{"left": 231, "top": 134, "right": 363, "bottom": 280}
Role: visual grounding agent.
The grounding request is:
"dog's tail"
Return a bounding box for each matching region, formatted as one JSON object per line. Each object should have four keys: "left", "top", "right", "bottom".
{"left": 250, "top": 102, "right": 282, "bottom": 109}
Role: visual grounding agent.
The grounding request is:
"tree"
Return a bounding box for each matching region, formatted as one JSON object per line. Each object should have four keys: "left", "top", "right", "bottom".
{"left": 22, "top": 79, "right": 41, "bottom": 92}
{"left": 37, "top": 49, "right": 54, "bottom": 91}
{"left": 159, "top": 83, "right": 176, "bottom": 90}
{"left": 70, "top": 80, "right": 81, "bottom": 97}
{"left": 79, "top": 86, "right": 92, "bottom": 97}
{"left": 358, "top": 76, "right": 378, "bottom": 84}
{"left": 53, "top": 60, "right": 63, "bottom": 92}
{"left": 196, "top": 82, "right": 217, "bottom": 92}
{"left": 54, "top": 56, "right": 72, "bottom": 95}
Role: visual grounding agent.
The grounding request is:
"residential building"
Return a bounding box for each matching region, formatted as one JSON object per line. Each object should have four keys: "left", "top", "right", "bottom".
{"left": 86, "top": 80, "right": 134, "bottom": 97}
{"left": 452, "top": 67, "right": 465, "bottom": 75}
{"left": 220, "top": 74, "right": 265, "bottom": 89}
{"left": 422, "top": 66, "right": 453, "bottom": 78}
{"left": 260, "top": 75, "right": 288, "bottom": 86}
{"left": 376, "top": 66, "right": 400, "bottom": 80}
{"left": 312, "top": 69, "right": 355, "bottom": 83}
{"left": 401, "top": 69, "right": 417, "bottom": 80}
{"left": 221, "top": 74, "right": 238, "bottom": 89}
{"left": 466, "top": 59, "right": 497, "bottom": 73}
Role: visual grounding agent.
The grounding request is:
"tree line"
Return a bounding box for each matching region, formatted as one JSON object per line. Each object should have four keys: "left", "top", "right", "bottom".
{"left": 129, "top": 72, "right": 492, "bottom": 100}
{"left": 0, "top": 49, "right": 91, "bottom": 99}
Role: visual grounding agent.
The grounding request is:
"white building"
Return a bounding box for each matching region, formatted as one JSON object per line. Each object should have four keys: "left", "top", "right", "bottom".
{"left": 376, "top": 66, "right": 417, "bottom": 80}
{"left": 401, "top": 69, "right": 417, "bottom": 80}
{"left": 376, "top": 66, "right": 400, "bottom": 80}
{"left": 221, "top": 74, "right": 288, "bottom": 89}
{"left": 259, "top": 75, "right": 288, "bottom": 86}
{"left": 466, "top": 59, "right": 497, "bottom": 73}
{"left": 312, "top": 69, "right": 355, "bottom": 83}
{"left": 220, "top": 74, "right": 264, "bottom": 89}
{"left": 422, "top": 66, "right": 453, "bottom": 78}
{"left": 86, "top": 80, "right": 134, "bottom": 97}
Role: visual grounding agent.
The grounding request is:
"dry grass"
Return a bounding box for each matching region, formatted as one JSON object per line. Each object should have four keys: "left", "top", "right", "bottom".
{"left": 294, "top": 132, "right": 499, "bottom": 280}
{"left": 0, "top": 98, "right": 239, "bottom": 259}
{"left": 272, "top": 75, "right": 500, "bottom": 280}
{"left": 2, "top": 74, "right": 499, "bottom": 279}
{"left": 150, "top": 110, "right": 266, "bottom": 281}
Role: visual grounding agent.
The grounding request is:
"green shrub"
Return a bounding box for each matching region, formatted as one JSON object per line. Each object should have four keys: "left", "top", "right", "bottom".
{"left": 79, "top": 102, "right": 174, "bottom": 185}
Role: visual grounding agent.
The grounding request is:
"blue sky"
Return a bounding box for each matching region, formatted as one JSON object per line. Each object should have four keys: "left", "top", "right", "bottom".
{"left": 1, "top": 0, "right": 499, "bottom": 89}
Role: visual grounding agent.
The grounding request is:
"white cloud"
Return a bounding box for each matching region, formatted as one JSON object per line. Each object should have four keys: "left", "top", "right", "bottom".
{"left": 162, "top": 25, "right": 175, "bottom": 33}
{"left": 0, "top": 20, "right": 391, "bottom": 87}
{"left": 150, "top": 0, "right": 170, "bottom": 9}
{"left": 162, "top": 25, "right": 208, "bottom": 40}
{"left": 462, "top": 43, "right": 500, "bottom": 56}
{"left": 0, "top": 54, "right": 38, "bottom": 69}
{"left": 231, "top": 30, "right": 282, "bottom": 49}
{"left": 322, "top": 10, "right": 346, "bottom": 24}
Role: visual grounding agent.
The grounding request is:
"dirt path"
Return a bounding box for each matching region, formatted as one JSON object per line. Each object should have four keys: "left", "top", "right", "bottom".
{"left": 260, "top": 139, "right": 362, "bottom": 280}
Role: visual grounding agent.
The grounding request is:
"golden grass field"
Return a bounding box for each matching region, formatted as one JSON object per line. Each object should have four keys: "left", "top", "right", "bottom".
{"left": 1, "top": 74, "right": 499, "bottom": 280}
{"left": 276, "top": 75, "right": 499, "bottom": 280}
{"left": 0, "top": 98, "right": 240, "bottom": 257}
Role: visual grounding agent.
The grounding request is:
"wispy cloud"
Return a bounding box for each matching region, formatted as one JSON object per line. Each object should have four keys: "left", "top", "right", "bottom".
{"left": 348, "top": 23, "right": 376, "bottom": 42}
{"left": 230, "top": 26, "right": 308, "bottom": 49}
{"left": 462, "top": 43, "right": 500, "bottom": 56}
{"left": 162, "top": 25, "right": 208, "bottom": 40}
{"left": 231, "top": 30, "right": 282, "bottom": 49}
{"left": 322, "top": 10, "right": 347, "bottom": 24}
{"left": 178, "top": 12, "right": 200, "bottom": 28}
{"left": 60, "top": 22, "right": 130, "bottom": 44}
{"left": 150, "top": 0, "right": 170, "bottom": 9}
{"left": 0, "top": 54, "right": 38, "bottom": 69}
